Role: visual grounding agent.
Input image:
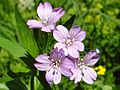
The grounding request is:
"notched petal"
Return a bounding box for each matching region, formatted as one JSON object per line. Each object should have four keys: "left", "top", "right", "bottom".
{"left": 68, "top": 47, "right": 79, "bottom": 58}
{"left": 82, "top": 68, "right": 94, "bottom": 84}
{"left": 83, "top": 50, "right": 100, "bottom": 66}
{"left": 53, "top": 70, "right": 61, "bottom": 84}
{"left": 35, "top": 55, "right": 50, "bottom": 64}
{"left": 27, "top": 20, "right": 43, "bottom": 28}
{"left": 46, "top": 69, "right": 54, "bottom": 84}
{"left": 49, "top": 8, "right": 65, "bottom": 23}
{"left": 72, "top": 41, "right": 84, "bottom": 51}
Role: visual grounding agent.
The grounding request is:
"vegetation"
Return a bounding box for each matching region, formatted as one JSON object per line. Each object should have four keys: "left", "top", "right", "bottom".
{"left": 0, "top": 0, "right": 120, "bottom": 90}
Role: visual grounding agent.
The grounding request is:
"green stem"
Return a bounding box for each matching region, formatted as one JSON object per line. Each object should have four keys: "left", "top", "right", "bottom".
{"left": 30, "top": 76, "right": 34, "bottom": 90}
{"left": 37, "top": 71, "right": 51, "bottom": 90}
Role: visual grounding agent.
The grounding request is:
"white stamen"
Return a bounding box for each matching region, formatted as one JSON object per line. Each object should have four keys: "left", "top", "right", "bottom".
{"left": 65, "top": 39, "right": 73, "bottom": 46}
{"left": 80, "top": 58, "right": 83, "bottom": 61}
{"left": 52, "top": 60, "right": 61, "bottom": 69}
{"left": 77, "top": 62, "right": 85, "bottom": 70}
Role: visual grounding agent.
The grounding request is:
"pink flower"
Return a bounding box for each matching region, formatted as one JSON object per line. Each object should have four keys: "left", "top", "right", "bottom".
{"left": 70, "top": 50, "right": 100, "bottom": 84}
{"left": 53, "top": 25, "right": 86, "bottom": 58}
{"left": 27, "top": 2, "right": 65, "bottom": 32}
{"left": 34, "top": 48, "right": 74, "bottom": 84}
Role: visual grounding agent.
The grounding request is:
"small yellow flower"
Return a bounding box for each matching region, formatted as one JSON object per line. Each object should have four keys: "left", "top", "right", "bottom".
{"left": 94, "top": 14, "right": 101, "bottom": 24}
{"left": 81, "top": 7, "right": 87, "bottom": 12}
{"left": 114, "top": 8, "right": 119, "bottom": 15}
{"left": 85, "top": 15, "right": 93, "bottom": 23}
{"left": 96, "top": 3, "right": 103, "bottom": 9}
{"left": 107, "top": 10, "right": 114, "bottom": 16}
{"left": 95, "top": 65, "right": 106, "bottom": 75}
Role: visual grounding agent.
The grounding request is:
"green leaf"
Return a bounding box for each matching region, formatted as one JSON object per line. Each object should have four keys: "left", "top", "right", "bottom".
{"left": 7, "top": 69, "right": 31, "bottom": 78}
{"left": 33, "top": 30, "right": 48, "bottom": 53}
{"left": 106, "top": 65, "right": 120, "bottom": 74}
{"left": 15, "top": 5, "right": 38, "bottom": 57}
{"left": 33, "top": 30, "right": 55, "bottom": 53}
{"left": 0, "top": 83, "right": 9, "bottom": 90}
{"left": 10, "top": 65, "right": 30, "bottom": 73}
{"left": 63, "top": 15, "right": 76, "bottom": 29}
{"left": 20, "top": 54, "right": 51, "bottom": 90}
{"left": 0, "top": 75, "right": 13, "bottom": 83}
{"left": 102, "top": 85, "right": 112, "bottom": 90}
{"left": 45, "top": 33, "right": 55, "bottom": 53}
{"left": 97, "top": 10, "right": 120, "bottom": 25}
{"left": 0, "top": 37, "right": 26, "bottom": 57}
{"left": 6, "top": 78, "right": 28, "bottom": 90}
{"left": 0, "top": 24, "right": 15, "bottom": 41}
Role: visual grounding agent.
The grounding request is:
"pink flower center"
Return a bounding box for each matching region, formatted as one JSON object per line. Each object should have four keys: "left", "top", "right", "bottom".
{"left": 52, "top": 59, "right": 61, "bottom": 69}
{"left": 78, "top": 62, "right": 84, "bottom": 67}
{"left": 42, "top": 17, "right": 49, "bottom": 26}
{"left": 65, "top": 39, "right": 73, "bottom": 47}
{"left": 42, "top": 20, "right": 48, "bottom": 26}
{"left": 77, "top": 59, "right": 85, "bottom": 69}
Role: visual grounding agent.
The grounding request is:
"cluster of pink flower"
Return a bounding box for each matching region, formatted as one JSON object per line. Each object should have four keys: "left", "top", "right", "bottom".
{"left": 27, "top": 2, "right": 100, "bottom": 85}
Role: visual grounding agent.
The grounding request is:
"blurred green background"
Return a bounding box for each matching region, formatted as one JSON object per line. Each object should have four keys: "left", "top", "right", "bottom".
{"left": 0, "top": 0, "right": 120, "bottom": 90}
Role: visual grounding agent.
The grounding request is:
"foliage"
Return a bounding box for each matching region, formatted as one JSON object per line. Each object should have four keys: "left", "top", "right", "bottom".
{"left": 0, "top": 0, "right": 120, "bottom": 90}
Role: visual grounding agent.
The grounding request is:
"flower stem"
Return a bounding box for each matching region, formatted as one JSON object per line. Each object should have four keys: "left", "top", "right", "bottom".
{"left": 30, "top": 76, "right": 34, "bottom": 90}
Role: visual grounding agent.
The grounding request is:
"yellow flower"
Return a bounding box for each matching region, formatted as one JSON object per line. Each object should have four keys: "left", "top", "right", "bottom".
{"left": 107, "top": 10, "right": 114, "bottom": 16}
{"left": 95, "top": 65, "right": 106, "bottom": 75}
{"left": 96, "top": 3, "right": 103, "bottom": 9}
{"left": 85, "top": 15, "right": 93, "bottom": 23}
{"left": 81, "top": 7, "right": 87, "bottom": 12}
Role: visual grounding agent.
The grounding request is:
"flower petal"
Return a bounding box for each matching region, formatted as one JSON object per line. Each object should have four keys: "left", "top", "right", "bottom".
{"left": 44, "top": 2, "right": 52, "bottom": 16}
{"left": 27, "top": 20, "right": 43, "bottom": 28}
{"left": 60, "top": 58, "right": 74, "bottom": 77}
{"left": 41, "top": 26, "right": 51, "bottom": 32}
{"left": 50, "top": 48, "right": 66, "bottom": 62}
{"left": 49, "top": 8, "right": 65, "bottom": 23}
{"left": 34, "top": 63, "right": 51, "bottom": 71}
{"left": 37, "top": 3, "right": 45, "bottom": 20}
{"left": 83, "top": 51, "right": 100, "bottom": 66}
{"left": 70, "top": 69, "right": 78, "bottom": 80}
{"left": 35, "top": 55, "right": 50, "bottom": 64}
{"left": 56, "top": 25, "right": 69, "bottom": 38}
{"left": 75, "top": 31, "right": 86, "bottom": 41}
{"left": 46, "top": 68, "right": 54, "bottom": 84}
{"left": 60, "top": 67, "right": 72, "bottom": 77}
{"left": 63, "top": 48, "right": 69, "bottom": 56}
{"left": 37, "top": 2, "right": 52, "bottom": 20}
{"left": 53, "top": 25, "right": 68, "bottom": 42}
{"left": 54, "top": 42, "right": 65, "bottom": 50}
{"left": 53, "top": 70, "right": 61, "bottom": 84}
{"left": 74, "top": 70, "right": 82, "bottom": 84}
{"left": 53, "top": 31, "right": 65, "bottom": 42}
{"left": 85, "top": 66, "right": 97, "bottom": 80}
{"left": 68, "top": 47, "right": 79, "bottom": 58}
{"left": 61, "top": 58, "right": 75, "bottom": 70}
{"left": 69, "top": 26, "right": 81, "bottom": 37}
{"left": 49, "top": 48, "right": 59, "bottom": 60}
{"left": 48, "top": 24, "right": 55, "bottom": 30}
{"left": 82, "top": 68, "right": 94, "bottom": 84}
{"left": 72, "top": 41, "right": 84, "bottom": 51}
{"left": 69, "top": 26, "right": 86, "bottom": 41}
